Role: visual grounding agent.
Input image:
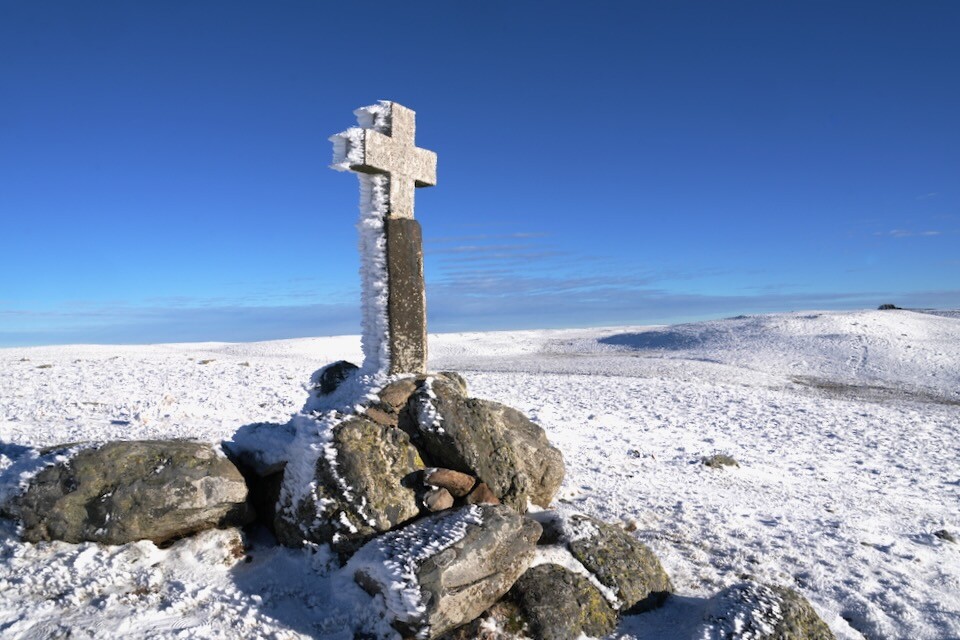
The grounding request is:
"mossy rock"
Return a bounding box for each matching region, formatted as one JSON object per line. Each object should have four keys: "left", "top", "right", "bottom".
{"left": 509, "top": 564, "right": 618, "bottom": 640}
{"left": 405, "top": 376, "right": 564, "bottom": 511}
{"left": 275, "top": 417, "right": 423, "bottom": 555}
{"left": 12, "top": 440, "right": 251, "bottom": 545}
{"left": 564, "top": 514, "right": 673, "bottom": 613}
{"left": 701, "top": 582, "right": 835, "bottom": 640}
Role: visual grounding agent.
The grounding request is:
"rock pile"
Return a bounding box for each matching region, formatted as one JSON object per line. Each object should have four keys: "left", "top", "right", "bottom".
{"left": 0, "top": 361, "right": 835, "bottom": 639}
{"left": 261, "top": 369, "right": 566, "bottom": 557}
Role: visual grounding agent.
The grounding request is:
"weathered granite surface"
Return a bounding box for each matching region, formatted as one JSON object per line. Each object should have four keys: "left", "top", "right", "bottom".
{"left": 349, "top": 504, "right": 540, "bottom": 639}
{"left": 12, "top": 440, "right": 251, "bottom": 545}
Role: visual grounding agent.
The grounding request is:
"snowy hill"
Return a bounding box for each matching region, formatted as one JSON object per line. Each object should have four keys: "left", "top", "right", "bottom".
{"left": 1, "top": 309, "right": 958, "bottom": 639}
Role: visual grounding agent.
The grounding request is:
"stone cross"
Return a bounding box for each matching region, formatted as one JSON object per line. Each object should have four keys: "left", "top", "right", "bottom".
{"left": 331, "top": 101, "right": 437, "bottom": 375}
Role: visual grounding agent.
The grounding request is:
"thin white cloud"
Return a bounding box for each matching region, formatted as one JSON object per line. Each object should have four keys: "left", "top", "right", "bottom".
{"left": 876, "top": 229, "right": 942, "bottom": 238}
{"left": 425, "top": 232, "right": 548, "bottom": 245}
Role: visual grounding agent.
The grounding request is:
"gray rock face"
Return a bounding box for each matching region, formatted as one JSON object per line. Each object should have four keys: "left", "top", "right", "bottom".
{"left": 701, "top": 582, "right": 835, "bottom": 640}
{"left": 509, "top": 564, "right": 618, "bottom": 640}
{"left": 406, "top": 377, "right": 564, "bottom": 511}
{"left": 349, "top": 504, "right": 541, "bottom": 639}
{"left": 274, "top": 416, "right": 424, "bottom": 554}
{"left": 494, "top": 402, "right": 565, "bottom": 508}
{"left": 564, "top": 514, "right": 673, "bottom": 613}
{"left": 12, "top": 440, "right": 251, "bottom": 545}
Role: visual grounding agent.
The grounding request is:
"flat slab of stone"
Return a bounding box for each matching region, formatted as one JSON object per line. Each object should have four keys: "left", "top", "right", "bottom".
{"left": 11, "top": 440, "right": 251, "bottom": 545}
{"left": 348, "top": 504, "right": 541, "bottom": 639}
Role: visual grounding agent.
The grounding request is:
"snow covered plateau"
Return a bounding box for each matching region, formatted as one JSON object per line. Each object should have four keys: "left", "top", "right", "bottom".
{"left": 0, "top": 309, "right": 958, "bottom": 639}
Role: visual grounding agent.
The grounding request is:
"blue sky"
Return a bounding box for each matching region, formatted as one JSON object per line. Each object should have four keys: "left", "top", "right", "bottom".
{"left": 1, "top": 1, "right": 958, "bottom": 346}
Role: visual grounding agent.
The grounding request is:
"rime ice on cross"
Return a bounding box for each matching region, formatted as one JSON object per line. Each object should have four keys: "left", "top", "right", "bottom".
{"left": 331, "top": 101, "right": 437, "bottom": 375}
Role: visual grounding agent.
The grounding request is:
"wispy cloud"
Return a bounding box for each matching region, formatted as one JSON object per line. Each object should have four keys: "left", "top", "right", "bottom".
{"left": 0, "top": 302, "right": 359, "bottom": 347}
{"left": 425, "top": 232, "right": 548, "bottom": 245}
{"left": 427, "top": 243, "right": 544, "bottom": 256}
{"left": 916, "top": 192, "right": 939, "bottom": 200}
{"left": 875, "top": 229, "right": 942, "bottom": 238}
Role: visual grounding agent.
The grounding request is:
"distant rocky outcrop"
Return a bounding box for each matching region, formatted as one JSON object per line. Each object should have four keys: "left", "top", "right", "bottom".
{"left": 7, "top": 440, "right": 251, "bottom": 545}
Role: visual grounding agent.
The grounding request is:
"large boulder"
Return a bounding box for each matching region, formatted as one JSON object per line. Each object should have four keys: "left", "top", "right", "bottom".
{"left": 509, "top": 564, "right": 618, "bottom": 640}
{"left": 274, "top": 416, "right": 424, "bottom": 555}
{"left": 348, "top": 504, "right": 541, "bottom": 639}
{"left": 404, "top": 376, "right": 564, "bottom": 511}
{"left": 10, "top": 440, "right": 251, "bottom": 545}
{"left": 700, "top": 582, "right": 835, "bottom": 640}
{"left": 562, "top": 514, "right": 672, "bottom": 613}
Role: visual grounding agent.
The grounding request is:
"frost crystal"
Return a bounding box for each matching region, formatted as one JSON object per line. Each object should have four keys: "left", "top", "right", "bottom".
{"left": 700, "top": 582, "right": 784, "bottom": 640}
{"left": 416, "top": 377, "right": 445, "bottom": 434}
{"left": 0, "top": 443, "right": 93, "bottom": 510}
{"left": 356, "top": 172, "right": 391, "bottom": 377}
{"left": 330, "top": 101, "right": 394, "bottom": 378}
{"left": 345, "top": 505, "right": 484, "bottom": 638}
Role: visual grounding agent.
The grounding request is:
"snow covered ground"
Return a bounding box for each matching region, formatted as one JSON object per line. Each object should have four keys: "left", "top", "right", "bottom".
{"left": 1, "top": 309, "right": 958, "bottom": 639}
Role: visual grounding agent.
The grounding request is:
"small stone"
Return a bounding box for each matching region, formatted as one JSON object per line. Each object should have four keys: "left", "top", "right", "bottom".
{"left": 313, "top": 360, "right": 359, "bottom": 395}
{"left": 425, "top": 468, "right": 477, "bottom": 497}
{"left": 365, "top": 405, "right": 398, "bottom": 428}
{"left": 466, "top": 482, "right": 500, "bottom": 506}
{"left": 379, "top": 378, "right": 418, "bottom": 410}
{"left": 934, "top": 529, "right": 956, "bottom": 543}
{"left": 424, "top": 488, "right": 454, "bottom": 512}
{"left": 702, "top": 454, "right": 739, "bottom": 469}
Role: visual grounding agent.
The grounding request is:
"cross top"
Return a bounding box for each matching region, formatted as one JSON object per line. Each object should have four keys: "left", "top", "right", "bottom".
{"left": 331, "top": 101, "right": 437, "bottom": 220}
